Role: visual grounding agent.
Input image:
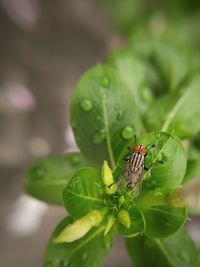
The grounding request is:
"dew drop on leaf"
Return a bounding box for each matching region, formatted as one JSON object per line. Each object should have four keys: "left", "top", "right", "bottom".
{"left": 170, "top": 156, "right": 174, "bottom": 161}
{"left": 100, "top": 75, "right": 110, "bottom": 87}
{"left": 145, "top": 182, "right": 152, "bottom": 188}
{"left": 75, "top": 177, "right": 80, "bottom": 184}
{"left": 71, "top": 121, "right": 77, "bottom": 128}
{"left": 81, "top": 99, "right": 93, "bottom": 111}
{"left": 94, "top": 182, "right": 101, "bottom": 188}
{"left": 122, "top": 126, "right": 134, "bottom": 140}
{"left": 103, "top": 238, "right": 111, "bottom": 252}
{"left": 71, "top": 155, "right": 80, "bottom": 165}
{"left": 179, "top": 251, "right": 190, "bottom": 263}
{"left": 156, "top": 132, "right": 161, "bottom": 138}
{"left": 105, "top": 242, "right": 111, "bottom": 251}
{"left": 153, "top": 190, "right": 162, "bottom": 196}
{"left": 32, "top": 166, "right": 47, "bottom": 180}
{"left": 82, "top": 252, "right": 88, "bottom": 260}
{"left": 96, "top": 116, "right": 101, "bottom": 122}
{"left": 46, "top": 262, "right": 53, "bottom": 267}
{"left": 93, "top": 130, "right": 106, "bottom": 144}
{"left": 141, "top": 87, "right": 153, "bottom": 103}
{"left": 114, "top": 103, "right": 119, "bottom": 110}
{"left": 117, "top": 111, "right": 124, "bottom": 121}
{"left": 93, "top": 262, "right": 98, "bottom": 267}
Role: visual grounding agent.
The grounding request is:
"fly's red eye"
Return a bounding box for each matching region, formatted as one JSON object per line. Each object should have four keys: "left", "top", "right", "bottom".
{"left": 141, "top": 147, "right": 147, "bottom": 154}
{"left": 133, "top": 145, "right": 140, "bottom": 152}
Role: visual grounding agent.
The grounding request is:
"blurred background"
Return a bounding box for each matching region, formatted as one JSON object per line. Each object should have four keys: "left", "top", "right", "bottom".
{"left": 0, "top": 1, "right": 199, "bottom": 267}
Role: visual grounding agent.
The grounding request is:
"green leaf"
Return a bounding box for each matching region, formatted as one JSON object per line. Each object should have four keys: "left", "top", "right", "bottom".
{"left": 141, "top": 206, "right": 186, "bottom": 238}
{"left": 140, "top": 132, "right": 187, "bottom": 190}
{"left": 114, "top": 132, "right": 187, "bottom": 191}
{"left": 126, "top": 229, "right": 200, "bottom": 267}
{"left": 151, "top": 41, "right": 193, "bottom": 92}
{"left": 45, "top": 216, "right": 113, "bottom": 267}
{"left": 62, "top": 167, "right": 104, "bottom": 219}
{"left": 25, "top": 153, "right": 87, "bottom": 205}
{"left": 117, "top": 207, "right": 146, "bottom": 237}
{"left": 71, "top": 64, "right": 140, "bottom": 169}
{"left": 144, "top": 76, "right": 200, "bottom": 138}
{"left": 107, "top": 50, "right": 153, "bottom": 114}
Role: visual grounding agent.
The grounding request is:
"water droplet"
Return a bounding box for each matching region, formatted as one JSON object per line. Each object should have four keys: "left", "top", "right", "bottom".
{"left": 100, "top": 75, "right": 110, "bottom": 87}
{"left": 93, "top": 262, "right": 98, "bottom": 267}
{"left": 122, "top": 126, "right": 134, "bottom": 140}
{"left": 170, "top": 156, "right": 174, "bottom": 161}
{"left": 105, "top": 242, "right": 111, "bottom": 251}
{"left": 46, "top": 262, "right": 54, "bottom": 267}
{"left": 76, "top": 136, "right": 80, "bottom": 141}
{"left": 31, "top": 166, "right": 47, "bottom": 180}
{"left": 71, "top": 155, "right": 80, "bottom": 165}
{"left": 153, "top": 190, "right": 162, "bottom": 196}
{"left": 114, "top": 103, "right": 119, "bottom": 110}
{"left": 93, "top": 129, "right": 106, "bottom": 144}
{"left": 75, "top": 177, "right": 80, "bottom": 184}
{"left": 82, "top": 252, "right": 88, "bottom": 260}
{"left": 179, "top": 251, "right": 190, "bottom": 263}
{"left": 141, "top": 87, "right": 153, "bottom": 103}
{"left": 145, "top": 182, "right": 152, "bottom": 188}
{"left": 94, "top": 182, "right": 101, "bottom": 188}
{"left": 96, "top": 116, "right": 101, "bottom": 122}
{"left": 81, "top": 99, "right": 93, "bottom": 112}
{"left": 71, "top": 121, "right": 77, "bottom": 128}
{"left": 60, "top": 260, "right": 68, "bottom": 267}
{"left": 156, "top": 132, "right": 161, "bottom": 138}
{"left": 117, "top": 111, "right": 124, "bottom": 121}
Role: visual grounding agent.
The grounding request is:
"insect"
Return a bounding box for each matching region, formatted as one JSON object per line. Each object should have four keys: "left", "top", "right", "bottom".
{"left": 115, "top": 143, "right": 157, "bottom": 197}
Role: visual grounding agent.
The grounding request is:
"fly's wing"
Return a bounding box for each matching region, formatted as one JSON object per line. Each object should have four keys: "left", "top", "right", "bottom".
{"left": 132, "top": 176, "right": 143, "bottom": 197}
{"left": 126, "top": 167, "right": 144, "bottom": 197}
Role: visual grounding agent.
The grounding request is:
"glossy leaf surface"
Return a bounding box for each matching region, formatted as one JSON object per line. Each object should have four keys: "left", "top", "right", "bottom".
{"left": 107, "top": 50, "right": 153, "bottom": 114}
{"left": 141, "top": 206, "right": 186, "bottom": 238}
{"left": 25, "top": 153, "right": 87, "bottom": 205}
{"left": 45, "top": 217, "right": 112, "bottom": 267}
{"left": 62, "top": 167, "right": 104, "bottom": 219}
{"left": 116, "top": 207, "right": 145, "bottom": 237}
{"left": 144, "top": 76, "right": 200, "bottom": 138}
{"left": 114, "top": 132, "right": 187, "bottom": 191}
{"left": 126, "top": 229, "right": 200, "bottom": 267}
{"left": 71, "top": 64, "right": 140, "bottom": 169}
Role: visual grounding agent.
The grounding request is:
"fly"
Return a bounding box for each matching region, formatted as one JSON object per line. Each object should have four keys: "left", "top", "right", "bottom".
{"left": 114, "top": 142, "right": 161, "bottom": 197}
{"left": 122, "top": 144, "right": 152, "bottom": 196}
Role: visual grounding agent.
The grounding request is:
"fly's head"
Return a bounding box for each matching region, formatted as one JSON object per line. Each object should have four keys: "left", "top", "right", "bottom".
{"left": 133, "top": 145, "right": 148, "bottom": 156}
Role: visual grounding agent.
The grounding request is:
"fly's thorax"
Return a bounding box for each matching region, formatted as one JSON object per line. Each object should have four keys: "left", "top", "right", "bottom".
{"left": 129, "top": 151, "right": 145, "bottom": 171}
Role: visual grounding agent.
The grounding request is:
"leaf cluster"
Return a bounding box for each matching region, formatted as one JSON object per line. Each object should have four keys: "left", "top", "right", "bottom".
{"left": 25, "top": 1, "right": 200, "bottom": 266}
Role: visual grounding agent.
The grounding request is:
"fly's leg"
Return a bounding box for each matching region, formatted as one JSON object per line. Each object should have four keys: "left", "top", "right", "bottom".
{"left": 145, "top": 144, "right": 156, "bottom": 156}
{"left": 144, "top": 144, "right": 164, "bottom": 169}
{"left": 123, "top": 146, "right": 131, "bottom": 161}
{"left": 144, "top": 160, "right": 164, "bottom": 170}
{"left": 133, "top": 134, "right": 137, "bottom": 144}
{"left": 109, "top": 172, "right": 123, "bottom": 188}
